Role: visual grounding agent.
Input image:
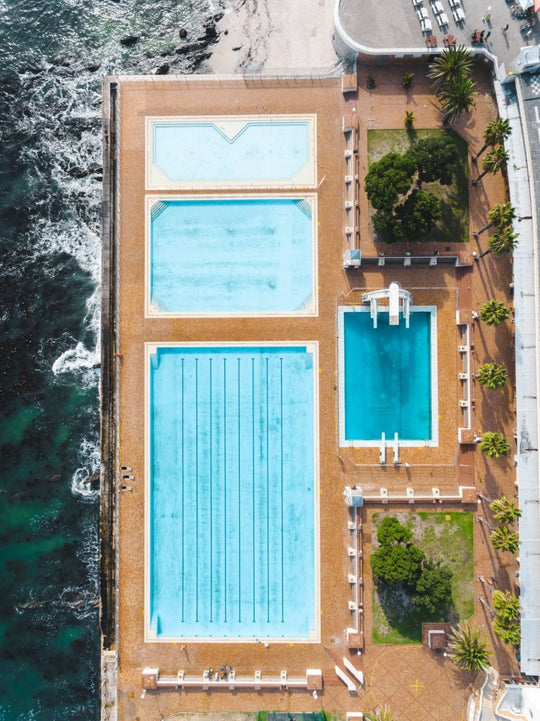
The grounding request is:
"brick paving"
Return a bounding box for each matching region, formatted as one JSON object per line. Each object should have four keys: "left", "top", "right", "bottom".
{"left": 111, "top": 58, "right": 519, "bottom": 720}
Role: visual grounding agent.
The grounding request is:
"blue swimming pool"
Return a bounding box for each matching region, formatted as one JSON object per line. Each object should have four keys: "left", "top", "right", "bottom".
{"left": 149, "top": 117, "right": 314, "bottom": 186}
{"left": 148, "top": 197, "right": 315, "bottom": 315}
{"left": 338, "top": 307, "right": 437, "bottom": 446}
{"left": 147, "top": 344, "right": 318, "bottom": 640}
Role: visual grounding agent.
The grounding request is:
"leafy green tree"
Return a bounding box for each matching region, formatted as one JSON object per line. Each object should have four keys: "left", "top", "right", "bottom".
{"left": 412, "top": 559, "right": 453, "bottom": 614}
{"left": 477, "top": 362, "right": 508, "bottom": 390}
{"left": 448, "top": 622, "right": 492, "bottom": 672}
{"left": 472, "top": 145, "right": 509, "bottom": 186}
{"left": 407, "top": 134, "right": 459, "bottom": 185}
{"left": 491, "top": 526, "right": 520, "bottom": 553}
{"left": 365, "top": 152, "right": 416, "bottom": 210}
{"left": 490, "top": 497, "right": 522, "bottom": 525}
{"left": 472, "top": 117, "right": 512, "bottom": 163}
{"left": 486, "top": 227, "right": 519, "bottom": 257}
{"left": 376, "top": 516, "right": 413, "bottom": 545}
{"left": 373, "top": 208, "right": 404, "bottom": 242}
{"left": 397, "top": 189, "right": 442, "bottom": 240}
{"left": 474, "top": 202, "right": 516, "bottom": 237}
{"left": 370, "top": 542, "right": 425, "bottom": 587}
{"left": 438, "top": 74, "right": 477, "bottom": 125}
{"left": 479, "top": 299, "right": 510, "bottom": 326}
{"left": 480, "top": 432, "right": 510, "bottom": 458}
{"left": 428, "top": 45, "right": 473, "bottom": 89}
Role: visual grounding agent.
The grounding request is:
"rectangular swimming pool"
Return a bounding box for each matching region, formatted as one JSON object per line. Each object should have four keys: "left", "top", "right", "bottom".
{"left": 147, "top": 196, "right": 316, "bottom": 316}
{"left": 338, "top": 306, "right": 438, "bottom": 447}
{"left": 146, "top": 115, "right": 316, "bottom": 189}
{"left": 146, "top": 343, "right": 319, "bottom": 641}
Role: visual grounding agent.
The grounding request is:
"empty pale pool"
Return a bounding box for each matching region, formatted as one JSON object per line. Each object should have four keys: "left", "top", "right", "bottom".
{"left": 146, "top": 115, "right": 316, "bottom": 189}
{"left": 338, "top": 307, "right": 438, "bottom": 447}
{"left": 146, "top": 343, "right": 319, "bottom": 641}
{"left": 147, "top": 197, "right": 316, "bottom": 316}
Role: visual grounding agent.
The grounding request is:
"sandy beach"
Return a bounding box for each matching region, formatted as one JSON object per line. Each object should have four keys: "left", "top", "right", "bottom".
{"left": 209, "top": 0, "right": 339, "bottom": 74}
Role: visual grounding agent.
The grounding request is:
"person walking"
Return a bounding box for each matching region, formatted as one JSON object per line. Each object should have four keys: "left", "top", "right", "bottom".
{"left": 502, "top": 23, "right": 509, "bottom": 32}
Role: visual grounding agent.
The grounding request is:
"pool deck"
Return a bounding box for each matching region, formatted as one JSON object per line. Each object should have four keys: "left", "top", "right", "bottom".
{"left": 104, "top": 65, "right": 518, "bottom": 721}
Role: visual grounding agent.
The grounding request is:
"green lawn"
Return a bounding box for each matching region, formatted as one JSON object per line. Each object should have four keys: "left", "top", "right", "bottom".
{"left": 366, "top": 128, "right": 469, "bottom": 244}
{"left": 371, "top": 511, "right": 474, "bottom": 644}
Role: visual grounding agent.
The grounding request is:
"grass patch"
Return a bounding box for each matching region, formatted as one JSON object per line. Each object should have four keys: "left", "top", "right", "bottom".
{"left": 366, "top": 128, "right": 469, "bottom": 244}
{"left": 371, "top": 511, "right": 474, "bottom": 644}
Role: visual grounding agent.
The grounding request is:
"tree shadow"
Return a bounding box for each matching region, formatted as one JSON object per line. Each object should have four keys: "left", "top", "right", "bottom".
{"left": 374, "top": 581, "right": 458, "bottom": 644}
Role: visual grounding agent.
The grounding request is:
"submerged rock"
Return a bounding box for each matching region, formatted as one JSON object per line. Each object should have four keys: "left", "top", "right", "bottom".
{"left": 179, "top": 27, "right": 188, "bottom": 39}
{"left": 155, "top": 63, "right": 170, "bottom": 75}
{"left": 120, "top": 35, "right": 140, "bottom": 47}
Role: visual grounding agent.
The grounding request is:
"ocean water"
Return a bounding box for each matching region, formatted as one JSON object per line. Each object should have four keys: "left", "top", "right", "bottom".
{"left": 0, "top": 1, "right": 220, "bottom": 719}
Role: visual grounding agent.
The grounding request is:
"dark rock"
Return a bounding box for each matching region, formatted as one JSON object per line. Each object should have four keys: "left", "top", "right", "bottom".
{"left": 232, "top": 46, "right": 242, "bottom": 51}
{"left": 83, "top": 473, "right": 100, "bottom": 485}
{"left": 205, "top": 22, "right": 217, "bottom": 37}
{"left": 176, "top": 41, "right": 208, "bottom": 56}
{"left": 213, "top": 12, "right": 224, "bottom": 22}
{"left": 66, "top": 166, "right": 90, "bottom": 179}
{"left": 86, "top": 63, "right": 101, "bottom": 72}
{"left": 120, "top": 35, "right": 140, "bottom": 47}
{"left": 179, "top": 27, "right": 188, "bottom": 39}
{"left": 189, "top": 51, "right": 212, "bottom": 70}
{"left": 50, "top": 53, "right": 73, "bottom": 67}
{"left": 155, "top": 63, "right": 170, "bottom": 75}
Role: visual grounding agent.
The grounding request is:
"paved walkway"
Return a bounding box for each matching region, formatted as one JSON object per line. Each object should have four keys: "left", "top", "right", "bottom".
{"left": 337, "top": 0, "right": 539, "bottom": 71}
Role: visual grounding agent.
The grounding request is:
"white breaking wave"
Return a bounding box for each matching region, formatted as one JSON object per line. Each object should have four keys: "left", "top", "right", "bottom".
{"left": 71, "top": 437, "right": 100, "bottom": 500}
{"left": 52, "top": 341, "right": 99, "bottom": 376}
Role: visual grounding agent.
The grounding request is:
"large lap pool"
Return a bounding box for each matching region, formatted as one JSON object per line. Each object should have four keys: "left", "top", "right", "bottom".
{"left": 147, "top": 196, "right": 316, "bottom": 316}
{"left": 338, "top": 306, "right": 438, "bottom": 447}
{"left": 146, "top": 343, "right": 319, "bottom": 641}
{"left": 146, "top": 115, "right": 316, "bottom": 189}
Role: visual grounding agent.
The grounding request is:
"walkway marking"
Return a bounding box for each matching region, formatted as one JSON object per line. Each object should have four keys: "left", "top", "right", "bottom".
{"left": 409, "top": 679, "right": 424, "bottom": 692}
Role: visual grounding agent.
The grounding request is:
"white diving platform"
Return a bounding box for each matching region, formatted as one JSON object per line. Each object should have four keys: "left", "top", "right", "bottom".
{"left": 362, "top": 282, "right": 412, "bottom": 328}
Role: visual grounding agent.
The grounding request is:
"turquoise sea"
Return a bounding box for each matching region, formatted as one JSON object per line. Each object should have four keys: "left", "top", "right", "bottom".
{"left": 0, "top": 1, "right": 219, "bottom": 718}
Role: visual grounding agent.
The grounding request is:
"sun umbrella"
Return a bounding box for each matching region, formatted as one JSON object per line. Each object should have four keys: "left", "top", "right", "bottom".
{"left": 519, "top": 0, "right": 533, "bottom": 9}
{"left": 534, "top": 0, "right": 540, "bottom": 12}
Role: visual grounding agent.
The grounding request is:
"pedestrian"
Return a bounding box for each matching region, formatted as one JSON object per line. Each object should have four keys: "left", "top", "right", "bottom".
{"left": 480, "top": 30, "right": 485, "bottom": 41}
{"left": 485, "top": 30, "right": 491, "bottom": 39}
{"left": 503, "top": 23, "right": 509, "bottom": 32}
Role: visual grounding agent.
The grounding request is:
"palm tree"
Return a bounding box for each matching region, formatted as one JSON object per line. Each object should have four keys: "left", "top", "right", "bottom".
{"left": 493, "top": 590, "right": 521, "bottom": 643}
{"left": 479, "top": 299, "right": 510, "bottom": 326}
{"left": 472, "top": 145, "right": 509, "bottom": 186}
{"left": 486, "top": 227, "right": 519, "bottom": 257}
{"left": 404, "top": 111, "right": 415, "bottom": 128}
{"left": 447, "top": 622, "right": 492, "bottom": 672}
{"left": 472, "top": 117, "right": 512, "bottom": 163}
{"left": 494, "top": 617, "right": 521, "bottom": 645}
{"left": 439, "top": 74, "right": 477, "bottom": 124}
{"left": 402, "top": 72, "right": 415, "bottom": 89}
{"left": 490, "top": 497, "right": 522, "bottom": 524}
{"left": 493, "top": 590, "right": 521, "bottom": 621}
{"left": 364, "top": 706, "right": 398, "bottom": 721}
{"left": 428, "top": 45, "right": 473, "bottom": 89}
{"left": 491, "top": 526, "right": 520, "bottom": 553}
{"left": 480, "top": 432, "right": 510, "bottom": 458}
{"left": 474, "top": 202, "right": 516, "bottom": 237}
{"left": 477, "top": 362, "right": 508, "bottom": 389}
